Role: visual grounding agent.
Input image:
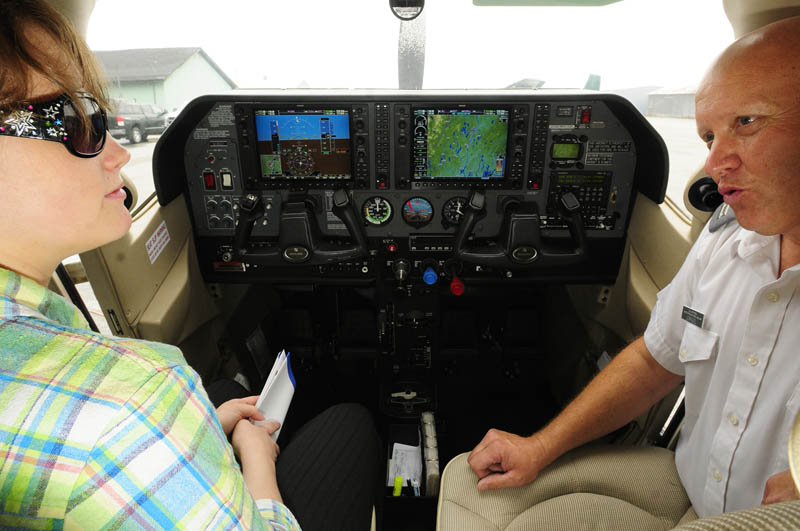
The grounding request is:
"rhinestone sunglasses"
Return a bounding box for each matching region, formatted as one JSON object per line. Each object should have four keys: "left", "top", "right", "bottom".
{"left": 0, "top": 93, "right": 107, "bottom": 157}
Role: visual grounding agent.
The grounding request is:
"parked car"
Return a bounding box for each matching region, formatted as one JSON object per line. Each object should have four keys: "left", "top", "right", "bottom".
{"left": 166, "top": 100, "right": 191, "bottom": 128}
{"left": 108, "top": 99, "right": 168, "bottom": 143}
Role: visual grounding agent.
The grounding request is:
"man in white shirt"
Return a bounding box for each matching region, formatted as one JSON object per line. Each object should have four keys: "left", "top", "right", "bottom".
{"left": 465, "top": 15, "right": 800, "bottom": 518}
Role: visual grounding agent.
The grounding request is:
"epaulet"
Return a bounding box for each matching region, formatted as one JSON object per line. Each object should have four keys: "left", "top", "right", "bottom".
{"left": 708, "top": 203, "right": 738, "bottom": 233}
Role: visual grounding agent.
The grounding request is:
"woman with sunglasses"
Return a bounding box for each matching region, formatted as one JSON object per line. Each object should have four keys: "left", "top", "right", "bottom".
{"left": 0, "top": 2, "right": 380, "bottom": 530}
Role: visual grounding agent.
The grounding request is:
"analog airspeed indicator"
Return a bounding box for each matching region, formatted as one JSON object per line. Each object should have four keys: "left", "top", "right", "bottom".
{"left": 362, "top": 196, "right": 393, "bottom": 226}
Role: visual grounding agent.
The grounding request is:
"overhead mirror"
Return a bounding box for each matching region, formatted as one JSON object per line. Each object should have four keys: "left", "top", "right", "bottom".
{"left": 390, "top": 0, "right": 425, "bottom": 21}
{"left": 474, "top": 0, "right": 621, "bottom": 5}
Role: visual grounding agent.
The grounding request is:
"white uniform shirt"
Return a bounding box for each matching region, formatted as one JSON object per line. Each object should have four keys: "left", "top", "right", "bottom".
{"left": 643, "top": 220, "right": 800, "bottom": 517}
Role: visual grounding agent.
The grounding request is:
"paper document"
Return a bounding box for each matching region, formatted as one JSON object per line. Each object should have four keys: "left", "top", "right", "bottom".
{"left": 254, "top": 350, "right": 295, "bottom": 441}
{"left": 387, "top": 442, "right": 422, "bottom": 487}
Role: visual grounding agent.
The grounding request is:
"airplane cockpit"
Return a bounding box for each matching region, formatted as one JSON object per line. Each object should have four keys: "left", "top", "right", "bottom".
{"left": 150, "top": 88, "right": 664, "bottom": 524}
{"left": 20, "top": 0, "right": 800, "bottom": 529}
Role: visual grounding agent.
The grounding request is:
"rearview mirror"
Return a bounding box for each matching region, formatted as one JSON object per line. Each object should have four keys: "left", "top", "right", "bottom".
{"left": 390, "top": 0, "right": 424, "bottom": 21}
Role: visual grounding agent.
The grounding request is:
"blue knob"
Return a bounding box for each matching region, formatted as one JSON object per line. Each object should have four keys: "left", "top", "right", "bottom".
{"left": 423, "top": 266, "right": 438, "bottom": 285}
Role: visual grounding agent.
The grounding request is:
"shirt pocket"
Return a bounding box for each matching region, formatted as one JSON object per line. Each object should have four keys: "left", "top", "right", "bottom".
{"left": 679, "top": 324, "right": 719, "bottom": 418}
{"left": 773, "top": 382, "right": 800, "bottom": 472}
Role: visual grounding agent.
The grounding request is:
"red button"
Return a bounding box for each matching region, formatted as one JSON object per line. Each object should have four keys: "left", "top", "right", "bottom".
{"left": 387, "top": 243, "right": 397, "bottom": 253}
{"left": 581, "top": 109, "right": 591, "bottom": 124}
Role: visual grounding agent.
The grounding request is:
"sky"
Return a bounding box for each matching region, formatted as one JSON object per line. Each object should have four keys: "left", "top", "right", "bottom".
{"left": 87, "top": 0, "right": 734, "bottom": 91}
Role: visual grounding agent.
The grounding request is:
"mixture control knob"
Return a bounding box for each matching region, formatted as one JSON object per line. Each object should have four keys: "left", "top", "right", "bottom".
{"left": 392, "top": 259, "right": 410, "bottom": 282}
{"left": 449, "top": 275, "right": 464, "bottom": 296}
{"left": 422, "top": 266, "right": 438, "bottom": 286}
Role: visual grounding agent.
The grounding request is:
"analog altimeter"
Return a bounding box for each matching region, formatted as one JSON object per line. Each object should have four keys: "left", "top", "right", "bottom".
{"left": 442, "top": 196, "right": 468, "bottom": 226}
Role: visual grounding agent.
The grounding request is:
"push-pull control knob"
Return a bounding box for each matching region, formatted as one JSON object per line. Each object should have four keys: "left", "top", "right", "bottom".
{"left": 422, "top": 266, "right": 438, "bottom": 286}
{"left": 449, "top": 276, "right": 464, "bottom": 296}
{"left": 392, "top": 259, "right": 410, "bottom": 281}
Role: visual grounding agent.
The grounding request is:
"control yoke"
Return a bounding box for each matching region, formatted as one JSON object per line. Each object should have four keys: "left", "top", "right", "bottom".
{"left": 233, "top": 188, "right": 368, "bottom": 266}
{"left": 453, "top": 190, "right": 587, "bottom": 269}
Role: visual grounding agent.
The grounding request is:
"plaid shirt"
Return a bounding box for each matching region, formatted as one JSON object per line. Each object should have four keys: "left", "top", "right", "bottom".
{"left": 0, "top": 267, "right": 300, "bottom": 530}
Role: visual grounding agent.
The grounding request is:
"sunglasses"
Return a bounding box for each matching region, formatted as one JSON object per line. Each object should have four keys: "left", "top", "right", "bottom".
{"left": 0, "top": 93, "right": 107, "bottom": 158}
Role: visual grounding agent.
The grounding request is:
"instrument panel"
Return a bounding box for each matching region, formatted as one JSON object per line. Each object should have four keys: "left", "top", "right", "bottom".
{"left": 154, "top": 90, "right": 668, "bottom": 285}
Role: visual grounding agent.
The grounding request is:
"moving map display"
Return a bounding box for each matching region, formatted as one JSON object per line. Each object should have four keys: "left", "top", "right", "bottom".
{"left": 254, "top": 109, "right": 351, "bottom": 179}
{"left": 412, "top": 108, "right": 509, "bottom": 179}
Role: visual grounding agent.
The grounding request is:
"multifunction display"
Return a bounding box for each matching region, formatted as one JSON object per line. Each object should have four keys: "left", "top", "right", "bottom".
{"left": 254, "top": 108, "right": 351, "bottom": 179}
{"left": 412, "top": 107, "right": 509, "bottom": 180}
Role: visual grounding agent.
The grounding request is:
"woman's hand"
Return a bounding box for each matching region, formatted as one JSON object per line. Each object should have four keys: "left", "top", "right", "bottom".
{"left": 231, "top": 418, "right": 283, "bottom": 501}
{"left": 216, "top": 396, "right": 264, "bottom": 435}
{"left": 232, "top": 419, "right": 281, "bottom": 463}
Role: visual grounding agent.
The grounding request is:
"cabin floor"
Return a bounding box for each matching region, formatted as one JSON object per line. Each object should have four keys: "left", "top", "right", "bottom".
{"left": 204, "top": 283, "right": 603, "bottom": 531}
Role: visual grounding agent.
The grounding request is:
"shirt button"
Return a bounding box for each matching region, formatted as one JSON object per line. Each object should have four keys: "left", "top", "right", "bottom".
{"left": 766, "top": 291, "right": 780, "bottom": 303}
{"left": 680, "top": 348, "right": 687, "bottom": 360}
{"left": 747, "top": 355, "right": 759, "bottom": 366}
{"left": 713, "top": 469, "right": 722, "bottom": 482}
{"left": 729, "top": 413, "right": 740, "bottom": 426}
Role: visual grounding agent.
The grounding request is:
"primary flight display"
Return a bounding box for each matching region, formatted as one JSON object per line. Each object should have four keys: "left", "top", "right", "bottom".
{"left": 255, "top": 108, "right": 352, "bottom": 179}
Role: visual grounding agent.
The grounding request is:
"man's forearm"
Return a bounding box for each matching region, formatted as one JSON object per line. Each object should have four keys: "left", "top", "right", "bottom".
{"left": 535, "top": 336, "right": 684, "bottom": 466}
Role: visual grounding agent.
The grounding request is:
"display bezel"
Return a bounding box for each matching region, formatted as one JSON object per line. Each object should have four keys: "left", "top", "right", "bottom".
{"left": 252, "top": 104, "right": 354, "bottom": 182}
{"left": 410, "top": 105, "right": 513, "bottom": 183}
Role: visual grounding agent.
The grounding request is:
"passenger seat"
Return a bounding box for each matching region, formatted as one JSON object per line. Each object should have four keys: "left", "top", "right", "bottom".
{"left": 436, "top": 408, "right": 800, "bottom": 531}
{"left": 436, "top": 445, "right": 800, "bottom": 530}
{"left": 436, "top": 445, "right": 693, "bottom": 531}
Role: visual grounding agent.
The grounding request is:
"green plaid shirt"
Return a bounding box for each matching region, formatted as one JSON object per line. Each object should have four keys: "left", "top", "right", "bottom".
{"left": 0, "top": 267, "right": 300, "bottom": 530}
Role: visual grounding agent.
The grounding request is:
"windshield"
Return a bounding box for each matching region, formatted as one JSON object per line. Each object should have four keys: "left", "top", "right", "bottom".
{"left": 89, "top": 0, "right": 731, "bottom": 90}
{"left": 87, "top": 0, "right": 732, "bottom": 213}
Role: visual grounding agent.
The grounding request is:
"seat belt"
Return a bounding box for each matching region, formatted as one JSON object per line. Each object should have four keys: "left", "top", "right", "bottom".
{"left": 56, "top": 263, "right": 100, "bottom": 333}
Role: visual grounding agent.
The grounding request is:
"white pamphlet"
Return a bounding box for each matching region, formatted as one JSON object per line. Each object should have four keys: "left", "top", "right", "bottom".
{"left": 254, "top": 350, "right": 295, "bottom": 441}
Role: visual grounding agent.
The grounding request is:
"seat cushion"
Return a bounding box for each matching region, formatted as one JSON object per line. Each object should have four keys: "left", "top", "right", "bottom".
{"left": 671, "top": 500, "right": 800, "bottom": 530}
{"left": 437, "top": 445, "right": 691, "bottom": 531}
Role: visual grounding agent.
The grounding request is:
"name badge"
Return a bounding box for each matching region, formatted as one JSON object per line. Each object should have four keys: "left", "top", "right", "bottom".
{"left": 682, "top": 306, "right": 705, "bottom": 328}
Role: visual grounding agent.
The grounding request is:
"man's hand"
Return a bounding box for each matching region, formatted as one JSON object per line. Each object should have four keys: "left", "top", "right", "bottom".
{"left": 762, "top": 469, "right": 800, "bottom": 505}
{"left": 216, "top": 396, "right": 264, "bottom": 435}
{"left": 467, "top": 429, "right": 549, "bottom": 491}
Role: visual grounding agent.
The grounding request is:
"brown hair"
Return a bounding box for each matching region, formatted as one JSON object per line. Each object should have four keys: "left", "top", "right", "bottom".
{"left": 0, "top": 0, "right": 109, "bottom": 134}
